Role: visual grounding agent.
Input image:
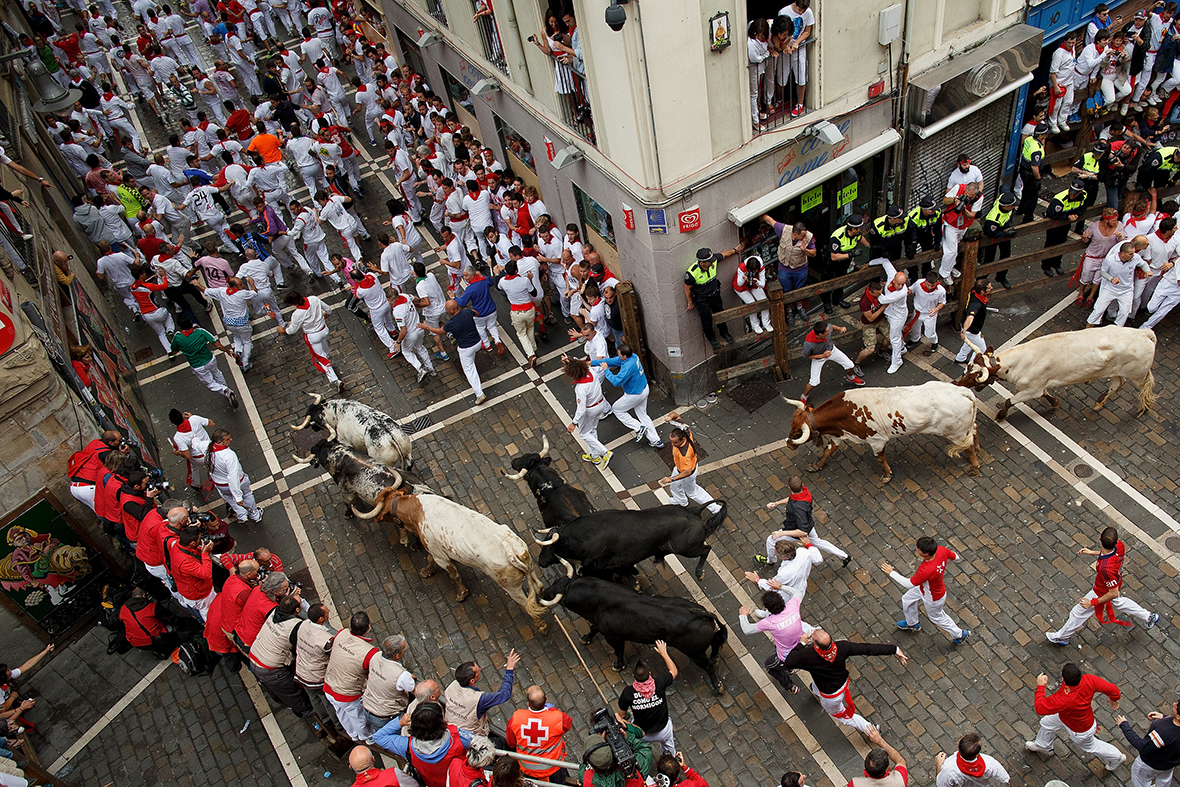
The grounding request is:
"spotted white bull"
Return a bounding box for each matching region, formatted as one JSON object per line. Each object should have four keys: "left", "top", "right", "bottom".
{"left": 784, "top": 381, "right": 981, "bottom": 483}
{"left": 955, "top": 326, "right": 1156, "bottom": 421}
{"left": 291, "top": 393, "right": 413, "bottom": 468}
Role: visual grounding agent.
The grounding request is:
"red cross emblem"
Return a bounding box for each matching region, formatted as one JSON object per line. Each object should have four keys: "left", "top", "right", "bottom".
{"left": 519, "top": 717, "right": 550, "bottom": 747}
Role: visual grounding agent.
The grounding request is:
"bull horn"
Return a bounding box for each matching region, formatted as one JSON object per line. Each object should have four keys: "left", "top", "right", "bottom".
{"left": 539, "top": 434, "right": 550, "bottom": 459}
{"left": 533, "top": 532, "right": 560, "bottom": 546}
{"left": 390, "top": 470, "right": 402, "bottom": 489}
{"left": 290, "top": 416, "right": 312, "bottom": 430}
{"left": 503, "top": 468, "right": 528, "bottom": 480}
{"left": 351, "top": 502, "right": 383, "bottom": 520}
{"left": 789, "top": 422, "right": 812, "bottom": 446}
{"left": 326, "top": 424, "right": 337, "bottom": 442}
{"left": 559, "top": 557, "right": 574, "bottom": 578}
{"left": 535, "top": 527, "right": 553, "bottom": 534}
{"left": 976, "top": 365, "right": 989, "bottom": 384}
{"left": 539, "top": 592, "right": 564, "bottom": 607}
{"left": 291, "top": 452, "right": 313, "bottom": 465}
{"left": 307, "top": 392, "right": 323, "bottom": 405}
{"left": 781, "top": 396, "right": 806, "bottom": 410}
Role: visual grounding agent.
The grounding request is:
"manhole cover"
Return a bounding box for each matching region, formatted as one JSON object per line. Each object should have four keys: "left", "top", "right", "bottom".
{"left": 133, "top": 347, "right": 155, "bottom": 363}
{"left": 1166, "top": 536, "right": 1180, "bottom": 553}
{"left": 1073, "top": 464, "right": 1094, "bottom": 479}
{"left": 726, "top": 380, "right": 778, "bottom": 413}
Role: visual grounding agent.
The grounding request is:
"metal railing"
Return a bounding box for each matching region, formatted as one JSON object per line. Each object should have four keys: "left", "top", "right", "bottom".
{"left": 427, "top": 0, "right": 448, "bottom": 27}
{"left": 754, "top": 40, "right": 813, "bottom": 135}
{"left": 471, "top": 2, "right": 508, "bottom": 76}
{"left": 557, "top": 70, "right": 595, "bottom": 145}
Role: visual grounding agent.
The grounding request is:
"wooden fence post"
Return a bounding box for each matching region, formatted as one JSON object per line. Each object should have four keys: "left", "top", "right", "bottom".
{"left": 616, "top": 281, "right": 646, "bottom": 362}
{"left": 955, "top": 237, "right": 979, "bottom": 328}
{"left": 767, "top": 280, "right": 791, "bottom": 381}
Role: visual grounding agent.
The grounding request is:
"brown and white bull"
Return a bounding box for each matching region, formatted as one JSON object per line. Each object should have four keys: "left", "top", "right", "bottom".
{"left": 784, "top": 381, "right": 980, "bottom": 483}
{"left": 954, "top": 325, "right": 1156, "bottom": 421}
{"left": 352, "top": 489, "right": 550, "bottom": 632}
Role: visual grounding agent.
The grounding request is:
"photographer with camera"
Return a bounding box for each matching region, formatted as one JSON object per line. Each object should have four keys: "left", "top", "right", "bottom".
{"left": 580, "top": 708, "right": 654, "bottom": 787}
{"left": 655, "top": 752, "right": 709, "bottom": 787}
{"left": 97, "top": 451, "right": 137, "bottom": 554}
{"left": 218, "top": 558, "right": 260, "bottom": 651}
{"left": 165, "top": 516, "right": 217, "bottom": 621}
{"left": 117, "top": 469, "right": 161, "bottom": 559}
{"left": 618, "top": 640, "right": 678, "bottom": 756}
{"left": 234, "top": 572, "right": 301, "bottom": 653}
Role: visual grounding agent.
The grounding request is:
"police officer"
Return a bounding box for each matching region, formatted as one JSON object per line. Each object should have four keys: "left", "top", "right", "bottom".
{"left": 1136, "top": 145, "right": 1180, "bottom": 192}
{"left": 904, "top": 196, "right": 941, "bottom": 277}
{"left": 982, "top": 192, "right": 1018, "bottom": 289}
{"left": 1072, "top": 139, "right": 1107, "bottom": 215}
{"left": 870, "top": 205, "right": 907, "bottom": 261}
{"left": 825, "top": 214, "right": 869, "bottom": 312}
{"left": 1018, "top": 123, "right": 1048, "bottom": 224}
{"left": 684, "top": 246, "right": 740, "bottom": 349}
{"left": 1043, "top": 179, "right": 1087, "bottom": 277}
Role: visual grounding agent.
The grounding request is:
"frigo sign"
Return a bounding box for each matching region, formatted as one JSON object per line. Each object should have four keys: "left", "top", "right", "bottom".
{"left": 774, "top": 117, "right": 853, "bottom": 188}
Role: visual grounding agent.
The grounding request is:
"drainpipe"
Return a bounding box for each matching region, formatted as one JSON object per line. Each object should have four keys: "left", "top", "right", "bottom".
{"left": 895, "top": 0, "right": 914, "bottom": 200}
{"left": 498, "top": 0, "right": 533, "bottom": 92}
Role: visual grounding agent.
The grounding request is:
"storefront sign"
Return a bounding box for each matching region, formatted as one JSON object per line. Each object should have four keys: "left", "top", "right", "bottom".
{"left": 678, "top": 206, "right": 702, "bottom": 233}
{"left": 773, "top": 117, "right": 854, "bottom": 189}
{"left": 837, "top": 182, "right": 858, "bottom": 208}
{"left": 621, "top": 203, "right": 635, "bottom": 230}
{"left": 647, "top": 209, "right": 667, "bottom": 234}
{"left": 801, "top": 185, "right": 822, "bottom": 213}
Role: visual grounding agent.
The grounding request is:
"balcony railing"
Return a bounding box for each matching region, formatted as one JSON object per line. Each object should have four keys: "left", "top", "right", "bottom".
{"left": 753, "top": 40, "right": 813, "bottom": 135}
{"left": 471, "top": 3, "right": 508, "bottom": 76}
{"left": 557, "top": 70, "right": 595, "bottom": 145}
{"left": 427, "top": 0, "right": 448, "bottom": 27}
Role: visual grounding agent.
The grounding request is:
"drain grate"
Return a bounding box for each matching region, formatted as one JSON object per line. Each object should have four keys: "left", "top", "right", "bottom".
{"left": 727, "top": 380, "right": 778, "bottom": 413}
{"left": 401, "top": 415, "right": 433, "bottom": 434}
{"left": 133, "top": 347, "right": 155, "bottom": 363}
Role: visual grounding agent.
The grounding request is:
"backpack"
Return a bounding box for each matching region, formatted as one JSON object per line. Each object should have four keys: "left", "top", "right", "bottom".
{"left": 107, "top": 622, "right": 133, "bottom": 655}
{"left": 67, "top": 447, "right": 97, "bottom": 478}
{"left": 1084, "top": 91, "right": 1105, "bottom": 118}
{"left": 174, "top": 639, "right": 215, "bottom": 677}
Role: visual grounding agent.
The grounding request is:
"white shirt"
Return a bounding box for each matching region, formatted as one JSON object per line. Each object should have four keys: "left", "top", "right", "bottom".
{"left": 292, "top": 207, "right": 326, "bottom": 243}
{"left": 946, "top": 165, "right": 983, "bottom": 190}
{"left": 445, "top": 190, "right": 469, "bottom": 229}
{"left": 759, "top": 544, "right": 823, "bottom": 601}
{"left": 183, "top": 186, "right": 225, "bottom": 221}
{"left": 355, "top": 84, "right": 379, "bottom": 116}
{"left": 572, "top": 374, "right": 605, "bottom": 424}
{"left": 526, "top": 198, "right": 548, "bottom": 224}
{"left": 1050, "top": 45, "right": 1076, "bottom": 85}
{"left": 497, "top": 273, "right": 536, "bottom": 306}
{"left": 935, "top": 753, "right": 1010, "bottom": 787}
{"left": 911, "top": 280, "right": 947, "bottom": 315}
{"left": 173, "top": 415, "right": 212, "bottom": 458}
{"left": 247, "top": 162, "right": 288, "bottom": 195}
{"left": 287, "top": 294, "right": 331, "bottom": 335}
{"left": 239, "top": 258, "right": 278, "bottom": 294}
{"left": 148, "top": 55, "right": 181, "bottom": 85}
{"left": 353, "top": 276, "right": 389, "bottom": 310}
{"left": 516, "top": 257, "right": 544, "bottom": 302}
{"left": 207, "top": 444, "right": 247, "bottom": 499}
{"left": 462, "top": 189, "right": 494, "bottom": 230}
{"left": 380, "top": 242, "right": 413, "bottom": 284}
{"left": 97, "top": 252, "right": 135, "bottom": 288}
{"left": 319, "top": 195, "right": 358, "bottom": 233}
{"left": 1142, "top": 231, "right": 1179, "bottom": 274}
{"left": 1100, "top": 247, "right": 1149, "bottom": 294}
{"left": 206, "top": 286, "right": 257, "bottom": 321}
{"left": 300, "top": 36, "right": 325, "bottom": 64}
{"left": 390, "top": 294, "right": 421, "bottom": 336}
{"left": 415, "top": 274, "right": 447, "bottom": 318}
{"left": 286, "top": 136, "right": 319, "bottom": 168}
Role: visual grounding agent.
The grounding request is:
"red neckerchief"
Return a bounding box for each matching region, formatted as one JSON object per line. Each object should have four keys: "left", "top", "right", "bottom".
{"left": 504, "top": 274, "right": 518, "bottom": 280}
{"left": 209, "top": 443, "right": 228, "bottom": 452}
{"left": 295, "top": 297, "right": 310, "bottom": 310}
{"left": 102, "top": 92, "right": 114, "bottom": 101}
{"left": 956, "top": 754, "right": 987, "bottom": 778}
{"left": 352, "top": 274, "right": 375, "bottom": 295}
{"left": 393, "top": 294, "right": 409, "bottom": 307}
{"left": 974, "top": 291, "right": 989, "bottom": 305}
{"left": 863, "top": 286, "right": 881, "bottom": 307}
{"left": 804, "top": 329, "right": 821, "bottom": 343}
{"left": 179, "top": 328, "right": 196, "bottom": 336}
{"left": 176, "top": 419, "right": 192, "bottom": 433}
{"left": 814, "top": 641, "right": 838, "bottom": 662}
{"left": 575, "top": 375, "right": 594, "bottom": 384}
{"left": 789, "top": 488, "right": 812, "bottom": 503}
{"left": 468, "top": 273, "right": 487, "bottom": 284}
{"left": 226, "top": 286, "right": 241, "bottom": 295}
{"left": 921, "top": 281, "right": 940, "bottom": 293}
{"left": 887, "top": 281, "right": 904, "bottom": 292}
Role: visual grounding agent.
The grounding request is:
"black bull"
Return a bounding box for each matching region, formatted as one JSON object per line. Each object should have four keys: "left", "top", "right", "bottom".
{"left": 541, "top": 575, "right": 728, "bottom": 694}
{"left": 532, "top": 502, "right": 728, "bottom": 581}
{"left": 506, "top": 437, "right": 596, "bottom": 530}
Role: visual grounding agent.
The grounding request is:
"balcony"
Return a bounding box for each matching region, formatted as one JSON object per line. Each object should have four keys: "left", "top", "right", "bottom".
{"left": 471, "top": 1, "right": 509, "bottom": 76}
{"left": 556, "top": 70, "right": 595, "bottom": 145}
{"left": 426, "top": 0, "right": 448, "bottom": 27}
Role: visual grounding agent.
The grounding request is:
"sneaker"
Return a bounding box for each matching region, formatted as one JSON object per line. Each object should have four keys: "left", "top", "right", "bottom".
{"left": 496, "top": 342, "right": 505, "bottom": 356}
{"left": 387, "top": 349, "right": 399, "bottom": 359}
{"left": 596, "top": 450, "right": 613, "bottom": 470}
{"left": 633, "top": 429, "right": 646, "bottom": 444}
{"left": 1025, "top": 741, "right": 1052, "bottom": 753}
{"left": 1045, "top": 632, "right": 1069, "bottom": 646}
{"left": 473, "top": 394, "right": 487, "bottom": 405}
{"left": 896, "top": 620, "right": 922, "bottom": 631}
{"left": 1106, "top": 753, "right": 1127, "bottom": 772}
{"left": 1147, "top": 612, "right": 1160, "bottom": 629}
{"left": 845, "top": 374, "right": 866, "bottom": 386}
{"left": 435, "top": 351, "right": 450, "bottom": 361}
{"left": 754, "top": 554, "right": 769, "bottom": 564}
{"left": 336, "top": 380, "right": 346, "bottom": 394}
{"left": 416, "top": 368, "right": 427, "bottom": 383}
{"left": 887, "top": 361, "right": 902, "bottom": 374}
{"left": 841, "top": 555, "right": 852, "bottom": 568}
{"left": 852, "top": 364, "right": 864, "bottom": 376}
{"left": 791, "top": 103, "right": 803, "bottom": 118}
{"left": 651, "top": 439, "right": 665, "bottom": 449}
{"left": 582, "top": 453, "right": 595, "bottom": 462}
{"left": 598, "top": 408, "right": 612, "bottom": 420}
{"left": 228, "top": 390, "right": 240, "bottom": 410}
{"left": 942, "top": 275, "right": 954, "bottom": 286}
{"left": 951, "top": 269, "right": 962, "bottom": 278}
{"left": 249, "top": 507, "right": 264, "bottom": 522}
{"left": 952, "top": 630, "right": 971, "bottom": 645}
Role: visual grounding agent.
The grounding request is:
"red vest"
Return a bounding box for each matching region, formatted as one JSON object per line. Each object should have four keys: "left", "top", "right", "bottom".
{"left": 119, "top": 602, "right": 165, "bottom": 647}
{"left": 135, "top": 511, "right": 168, "bottom": 566}
{"left": 99, "top": 472, "right": 125, "bottom": 521}
{"left": 352, "top": 767, "right": 403, "bottom": 787}
{"left": 234, "top": 587, "right": 277, "bottom": 648}
{"left": 409, "top": 725, "right": 466, "bottom": 787}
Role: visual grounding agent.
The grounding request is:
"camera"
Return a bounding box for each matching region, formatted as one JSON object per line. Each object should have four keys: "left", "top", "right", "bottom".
{"left": 195, "top": 511, "right": 217, "bottom": 525}
{"left": 588, "top": 707, "right": 637, "bottom": 775}
{"left": 146, "top": 467, "right": 171, "bottom": 494}
{"left": 527, "top": 34, "right": 536, "bottom": 42}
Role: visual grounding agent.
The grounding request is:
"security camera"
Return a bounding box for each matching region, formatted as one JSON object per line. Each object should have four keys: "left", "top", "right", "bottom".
{"left": 552, "top": 145, "right": 584, "bottom": 169}
{"left": 605, "top": 0, "right": 626, "bottom": 31}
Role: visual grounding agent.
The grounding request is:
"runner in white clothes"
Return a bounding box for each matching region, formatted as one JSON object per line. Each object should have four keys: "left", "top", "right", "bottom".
{"left": 436, "top": 226, "right": 471, "bottom": 293}
{"left": 562, "top": 355, "right": 612, "bottom": 469}
{"left": 443, "top": 179, "right": 478, "bottom": 262}
{"left": 169, "top": 409, "right": 213, "bottom": 490}
{"left": 1135, "top": 217, "right": 1178, "bottom": 315}
{"left": 496, "top": 260, "right": 541, "bottom": 365}
{"left": 206, "top": 428, "right": 263, "bottom": 522}
{"left": 412, "top": 262, "right": 450, "bottom": 360}
{"left": 745, "top": 536, "right": 822, "bottom": 605}
{"left": 279, "top": 290, "right": 344, "bottom": 393}
{"left": 868, "top": 258, "right": 912, "bottom": 374}
{"left": 315, "top": 61, "right": 351, "bottom": 124}
{"left": 1087, "top": 241, "right": 1150, "bottom": 327}
{"left": 285, "top": 125, "right": 325, "bottom": 196}
{"left": 288, "top": 200, "right": 335, "bottom": 279}
{"left": 391, "top": 290, "right": 436, "bottom": 383}
{"left": 353, "top": 78, "right": 381, "bottom": 145}
{"left": 182, "top": 180, "right": 235, "bottom": 247}
{"left": 763, "top": 476, "right": 850, "bottom": 566}
{"left": 317, "top": 190, "right": 364, "bottom": 260}
{"left": 1144, "top": 240, "right": 1180, "bottom": 328}
{"left": 245, "top": 155, "right": 293, "bottom": 219}
{"left": 907, "top": 269, "right": 947, "bottom": 355}
{"left": 462, "top": 179, "right": 495, "bottom": 261}
{"left": 162, "top": 5, "right": 202, "bottom": 66}
{"left": 348, "top": 265, "right": 398, "bottom": 357}
{"left": 377, "top": 232, "right": 414, "bottom": 294}
{"left": 95, "top": 242, "right": 139, "bottom": 316}
{"left": 98, "top": 89, "right": 139, "bottom": 150}
{"left": 881, "top": 536, "right": 971, "bottom": 645}
{"left": 237, "top": 248, "right": 287, "bottom": 329}
{"left": 200, "top": 276, "right": 259, "bottom": 371}
{"left": 387, "top": 198, "right": 427, "bottom": 268}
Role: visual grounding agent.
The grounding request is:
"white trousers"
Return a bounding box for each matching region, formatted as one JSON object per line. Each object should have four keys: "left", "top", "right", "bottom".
{"left": 576, "top": 399, "right": 609, "bottom": 459}
{"left": 510, "top": 306, "right": 537, "bottom": 357}
{"left": 1051, "top": 83, "right": 1075, "bottom": 132}
{"left": 1135, "top": 53, "right": 1159, "bottom": 101}
{"left": 809, "top": 681, "right": 872, "bottom": 734}
{"left": 270, "top": 237, "right": 308, "bottom": 282}
{"left": 178, "top": 586, "right": 217, "bottom": 621}
{"left": 887, "top": 313, "right": 906, "bottom": 366}
{"left": 192, "top": 357, "right": 232, "bottom": 397}
{"left": 298, "top": 162, "right": 325, "bottom": 197}
{"left": 901, "top": 586, "right": 963, "bottom": 638}
{"left": 112, "top": 282, "right": 139, "bottom": 314}
{"left": 940, "top": 225, "right": 967, "bottom": 277}
{"left": 458, "top": 342, "right": 483, "bottom": 398}
{"left": 766, "top": 530, "right": 848, "bottom": 561}
{"left": 1048, "top": 590, "right": 1152, "bottom": 640}
{"left": 303, "top": 238, "right": 332, "bottom": 276}
{"left": 369, "top": 300, "right": 397, "bottom": 352}
{"left": 227, "top": 322, "right": 254, "bottom": 368}
{"left": 1131, "top": 757, "right": 1174, "bottom": 787}
{"left": 955, "top": 330, "right": 984, "bottom": 363}
{"left": 612, "top": 386, "right": 660, "bottom": 445}
{"left": 1033, "top": 717, "right": 1124, "bottom": 768}
{"left": 401, "top": 328, "right": 433, "bottom": 374}
{"left": 1133, "top": 275, "right": 1157, "bottom": 315}
{"left": 807, "top": 347, "right": 854, "bottom": 386}
{"left": 306, "top": 326, "right": 339, "bottom": 384}
{"left": 641, "top": 719, "right": 676, "bottom": 756}
{"left": 908, "top": 312, "right": 938, "bottom": 343}
{"left": 326, "top": 694, "right": 370, "bottom": 742}
{"left": 748, "top": 64, "right": 763, "bottom": 125}
{"left": 474, "top": 311, "right": 502, "bottom": 347}
{"left": 1144, "top": 286, "right": 1180, "bottom": 329}
{"left": 110, "top": 117, "right": 140, "bottom": 150}
{"left": 1088, "top": 286, "right": 1132, "bottom": 326}
{"left": 252, "top": 290, "right": 286, "bottom": 328}
{"left": 669, "top": 467, "right": 718, "bottom": 512}
{"left": 69, "top": 482, "right": 97, "bottom": 511}
{"left": 736, "top": 287, "right": 773, "bottom": 332}
{"left": 216, "top": 474, "right": 259, "bottom": 521}
{"left": 143, "top": 308, "right": 175, "bottom": 351}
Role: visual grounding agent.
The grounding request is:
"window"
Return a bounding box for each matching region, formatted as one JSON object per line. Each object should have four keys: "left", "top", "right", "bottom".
{"left": 536, "top": 2, "right": 595, "bottom": 144}
{"left": 439, "top": 68, "right": 476, "bottom": 115}
{"left": 495, "top": 116, "right": 535, "bottom": 172}
{"left": 427, "top": 0, "right": 448, "bottom": 27}
{"left": 471, "top": 0, "right": 509, "bottom": 76}
{"left": 574, "top": 185, "right": 614, "bottom": 248}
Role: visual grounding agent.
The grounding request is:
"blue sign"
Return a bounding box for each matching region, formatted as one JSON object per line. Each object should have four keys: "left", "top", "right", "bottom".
{"left": 647, "top": 209, "right": 667, "bottom": 234}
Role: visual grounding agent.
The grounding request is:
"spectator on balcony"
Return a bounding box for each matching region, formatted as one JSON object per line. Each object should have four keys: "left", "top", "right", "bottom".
{"left": 780, "top": 0, "right": 814, "bottom": 119}
{"left": 748, "top": 19, "right": 771, "bottom": 131}
{"left": 561, "top": 10, "right": 584, "bottom": 77}
{"left": 530, "top": 10, "right": 579, "bottom": 123}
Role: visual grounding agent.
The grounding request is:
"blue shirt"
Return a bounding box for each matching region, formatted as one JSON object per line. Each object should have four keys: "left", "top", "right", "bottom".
{"left": 454, "top": 275, "right": 496, "bottom": 317}
{"left": 373, "top": 719, "right": 474, "bottom": 760}
{"left": 596, "top": 354, "right": 648, "bottom": 395}
{"left": 444, "top": 308, "right": 482, "bottom": 349}
{"left": 474, "top": 669, "right": 514, "bottom": 718}
{"left": 182, "top": 167, "right": 214, "bottom": 185}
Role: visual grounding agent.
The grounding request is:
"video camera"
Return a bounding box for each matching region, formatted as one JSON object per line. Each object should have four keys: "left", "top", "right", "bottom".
{"left": 588, "top": 708, "right": 637, "bottom": 776}
{"left": 145, "top": 467, "right": 171, "bottom": 494}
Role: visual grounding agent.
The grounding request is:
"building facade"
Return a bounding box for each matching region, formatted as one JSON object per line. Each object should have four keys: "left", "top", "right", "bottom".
{"left": 384, "top": 0, "right": 1030, "bottom": 398}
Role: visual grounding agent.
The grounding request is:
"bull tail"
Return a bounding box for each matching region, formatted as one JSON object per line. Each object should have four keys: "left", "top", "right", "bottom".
{"left": 1138, "top": 369, "right": 1156, "bottom": 416}
{"left": 708, "top": 616, "right": 728, "bottom": 665}
{"left": 946, "top": 393, "right": 979, "bottom": 459}
{"left": 690, "top": 499, "right": 728, "bottom": 536}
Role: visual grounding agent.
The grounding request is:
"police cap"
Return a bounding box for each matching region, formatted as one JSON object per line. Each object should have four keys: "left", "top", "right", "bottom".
{"left": 918, "top": 196, "right": 936, "bottom": 210}
{"left": 845, "top": 214, "right": 865, "bottom": 229}
{"left": 1034, "top": 122, "right": 1050, "bottom": 135}
{"left": 1069, "top": 179, "right": 1086, "bottom": 192}
{"left": 886, "top": 205, "right": 903, "bottom": 220}
{"left": 998, "top": 192, "right": 1017, "bottom": 208}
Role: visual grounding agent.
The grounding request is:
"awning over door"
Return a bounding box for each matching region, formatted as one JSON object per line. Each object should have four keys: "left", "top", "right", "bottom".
{"left": 727, "top": 129, "right": 901, "bottom": 227}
